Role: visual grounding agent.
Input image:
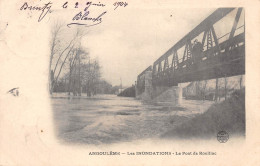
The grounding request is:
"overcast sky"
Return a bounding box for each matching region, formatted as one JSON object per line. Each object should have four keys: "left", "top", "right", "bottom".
{"left": 79, "top": 8, "right": 215, "bottom": 86}
{"left": 50, "top": 5, "right": 243, "bottom": 87}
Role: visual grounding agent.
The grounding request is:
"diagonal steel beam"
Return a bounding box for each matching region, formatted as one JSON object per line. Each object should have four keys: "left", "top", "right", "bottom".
{"left": 153, "top": 8, "right": 235, "bottom": 65}
{"left": 229, "top": 8, "right": 243, "bottom": 39}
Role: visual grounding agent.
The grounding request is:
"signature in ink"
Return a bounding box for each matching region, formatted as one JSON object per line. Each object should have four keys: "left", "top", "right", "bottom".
{"left": 20, "top": 1, "right": 52, "bottom": 22}
{"left": 67, "top": 8, "right": 107, "bottom": 28}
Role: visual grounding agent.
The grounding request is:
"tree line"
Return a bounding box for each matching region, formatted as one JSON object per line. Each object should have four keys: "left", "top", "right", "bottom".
{"left": 183, "top": 75, "right": 244, "bottom": 101}
{"left": 48, "top": 21, "right": 119, "bottom": 96}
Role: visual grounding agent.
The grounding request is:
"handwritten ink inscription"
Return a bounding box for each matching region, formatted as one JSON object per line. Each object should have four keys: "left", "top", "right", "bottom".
{"left": 67, "top": 1, "right": 107, "bottom": 27}
{"left": 19, "top": 1, "right": 128, "bottom": 28}
{"left": 67, "top": 10, "right": 107, "bottom": 27}
{"left": 113, "top": 2, "right": 128, "bottom": 10}
{"left": 20, "top": 2, "right": 52, "bottom": 22}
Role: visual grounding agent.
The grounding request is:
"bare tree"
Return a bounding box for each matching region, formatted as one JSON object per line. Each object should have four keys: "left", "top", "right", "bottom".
{"left": 224, "top": 76, "right": 228, "bottom": 100}
{"left": 49, "top": 22, "right": 63, "bottom": 94}
{"left": 215, "top": 78, "right": 219, "bottom": 101}
{"left": 195, "top": 81, "right": 200, "bottom": 97}
{"left": 79, "top": 58, "right": 101, "bottom": 97}
{"left": 67, "top": 48, "right": 89, "bottom": 95}
{"left": 53, "top": 44, "right": 75, "bottom": 91}
{"left": 49, "top": 25, "right": 86, "bottom": 94}
{"left": 67, "top": 49, "right": 78, "bottom": 95}
{"left": 202, "top": 80, "right": 208, "bottom": 101}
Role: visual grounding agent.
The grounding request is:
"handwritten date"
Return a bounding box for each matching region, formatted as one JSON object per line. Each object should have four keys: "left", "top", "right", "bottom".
{"left": 113, "top": 2, "right": 128, "bottom": 10}
{"left": 19, "top": 1, "right": 129, "bottom": 28}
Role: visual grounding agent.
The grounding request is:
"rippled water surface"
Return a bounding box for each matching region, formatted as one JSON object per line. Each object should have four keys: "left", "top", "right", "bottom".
{"left": 51, "top": 94, "right": 213, "bottom": 145}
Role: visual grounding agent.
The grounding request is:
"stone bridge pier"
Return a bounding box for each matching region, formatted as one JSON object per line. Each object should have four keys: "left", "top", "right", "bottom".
{"left": 136, "top": 70, "right": 182, "bottom": 105}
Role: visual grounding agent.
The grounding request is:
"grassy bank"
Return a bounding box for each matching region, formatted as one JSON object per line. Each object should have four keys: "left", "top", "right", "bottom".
{"left": 162, "top": 88, "right": 245, "bottom": 139}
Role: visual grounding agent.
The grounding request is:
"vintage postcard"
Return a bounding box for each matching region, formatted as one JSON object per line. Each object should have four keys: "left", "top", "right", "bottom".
{"left": 0, "top": 0, "right": 260, "bottom": 165}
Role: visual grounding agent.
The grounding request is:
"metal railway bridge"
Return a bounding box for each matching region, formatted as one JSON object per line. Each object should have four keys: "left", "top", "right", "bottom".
{"left": 136, "top": 8, "right": 245, "bottom": 95}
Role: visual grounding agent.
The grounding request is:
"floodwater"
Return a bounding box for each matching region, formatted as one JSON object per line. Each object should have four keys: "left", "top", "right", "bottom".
{"left": 51, "top": 94, "right": 213, "bottom": 145}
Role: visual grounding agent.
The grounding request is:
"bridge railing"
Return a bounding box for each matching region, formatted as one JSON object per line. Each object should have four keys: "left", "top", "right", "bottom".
{"left": 151, "top": 8, "right": 245, "bottom": 86}
{"left": 152, "top": 33, "right": 245, "bottom": 85}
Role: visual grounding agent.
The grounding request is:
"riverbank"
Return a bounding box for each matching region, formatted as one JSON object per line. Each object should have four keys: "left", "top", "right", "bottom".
{"left": 162, "top": 88, "right": 245, "bottom": 139}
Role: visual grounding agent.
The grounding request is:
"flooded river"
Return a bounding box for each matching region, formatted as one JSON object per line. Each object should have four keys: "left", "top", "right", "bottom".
{"left": 51, "top": 94, "right": 213, "bottom": 145}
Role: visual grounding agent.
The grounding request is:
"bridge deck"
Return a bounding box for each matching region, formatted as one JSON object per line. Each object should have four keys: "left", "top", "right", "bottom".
{"left": 136, "top": 8, "right": 245, "bottom": 91}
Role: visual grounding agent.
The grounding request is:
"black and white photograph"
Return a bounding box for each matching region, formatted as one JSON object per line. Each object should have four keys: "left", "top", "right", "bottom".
{"left": 0, "top": 0, "right": 259, "bottom": 165}
{"left": 49, "top": 8, "right": 245, "bottom": 145}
